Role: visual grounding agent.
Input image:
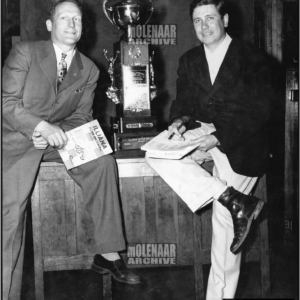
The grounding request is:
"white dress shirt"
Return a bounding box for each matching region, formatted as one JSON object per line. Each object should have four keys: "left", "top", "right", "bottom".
{"left": 204, "top": 33, "right": 232, "bottom": 85}
{"left": 53, "top": 43, "right": 75, "bottom": 72}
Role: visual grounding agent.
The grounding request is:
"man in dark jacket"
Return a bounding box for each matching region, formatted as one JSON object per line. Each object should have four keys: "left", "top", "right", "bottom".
{"left": 146, "top": 0, "right": 272, "bottom": 299}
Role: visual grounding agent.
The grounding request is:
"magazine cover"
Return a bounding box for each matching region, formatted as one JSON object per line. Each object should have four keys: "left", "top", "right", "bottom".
{"left": 58, "top": 120, "right": 113, "bottom": 170}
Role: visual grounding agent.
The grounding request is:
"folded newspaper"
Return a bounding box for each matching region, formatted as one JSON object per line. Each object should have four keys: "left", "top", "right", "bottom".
{"left": 141, "top": 130, "right": 202, "bottom": 159}
{"left": 58, "top": 120, "right": 112, "bottom": 170}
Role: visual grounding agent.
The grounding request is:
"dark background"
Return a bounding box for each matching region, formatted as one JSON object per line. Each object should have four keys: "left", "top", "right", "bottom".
{"left": 2, "top": 0, "right": 299, "bottom": 299}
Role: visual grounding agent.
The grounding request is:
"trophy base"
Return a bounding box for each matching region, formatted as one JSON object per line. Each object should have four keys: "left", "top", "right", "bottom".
{"left": 111, "top": 116, "right": 157, "bottom": 133}
{"left": 113, "top": 131, "right": 159, "bottom": 151}
{"left": 111, "top": 116, "right": 159, "bottom": 152}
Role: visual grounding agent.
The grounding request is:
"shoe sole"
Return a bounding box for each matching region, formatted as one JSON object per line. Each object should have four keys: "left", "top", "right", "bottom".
{"left": 91, "top": 263, "right": 141, "bottom": 285}
{"left": 231, "top": 199, "right": 265, "bottom": 254}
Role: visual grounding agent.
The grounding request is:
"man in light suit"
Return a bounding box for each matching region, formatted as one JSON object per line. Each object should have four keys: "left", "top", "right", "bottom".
{"left": 2, "top": 1, "right": 140, "bottom": 299}
{"left": 146, "top": 0, "right": 273, "bottom": 299}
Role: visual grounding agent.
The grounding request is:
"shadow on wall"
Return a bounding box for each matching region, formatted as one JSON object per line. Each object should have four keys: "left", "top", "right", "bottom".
{"left": 148, "top": 4, "right": 170, "bottom": 131}
{"left": 226, "top": 1, "right": 245, "bottom": 41}
{"left": 76, "top": 2, "right": 113, "bottom": 133}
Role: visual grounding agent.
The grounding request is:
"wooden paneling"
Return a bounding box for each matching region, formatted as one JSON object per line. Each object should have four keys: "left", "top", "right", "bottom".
{"left": 284, "top": 69, "right": 299, "bottom": 252}
{"left": 40, "top": 180, "right": 68, "bottom": 256}
{"left": 177, "top": 197, "right": 194, "bottom": 265}
{"left": 119, "top": 173, "right": 195, "bottom": 266}
{"left": 265, "top": 0, "right": 283, "bottom": 61}
{"left": 32, "top": 159, "right": 270, "bottom": 299}
{"left": 155, "top": 176, "right": 178, "bottom": 243}
{"left": 144, "top": 176, "right": 157, "bottom": 243}
{"left": 121, "top": 177, "right": 147, "bottom": 243}
{"left": 75, "top": 184, "right": 97, "bottom": 254}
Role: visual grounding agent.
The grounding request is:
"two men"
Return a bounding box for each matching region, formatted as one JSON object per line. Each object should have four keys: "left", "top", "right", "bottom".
{"left": 2, "top": 1, "right": 139, "bottom": 299}
{"left": 146, "top": 0, "right": 273, "bottom": 299}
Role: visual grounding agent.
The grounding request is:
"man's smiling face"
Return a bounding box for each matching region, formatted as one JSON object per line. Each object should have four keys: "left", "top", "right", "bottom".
{"left": 193, "top": 4, "right": 228, "bottom": 52}
{"left": 46, "top": 1, "right": 82, "bottom": 51}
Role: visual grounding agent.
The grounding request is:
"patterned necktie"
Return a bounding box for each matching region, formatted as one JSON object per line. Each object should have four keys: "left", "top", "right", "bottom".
{"left": 57, "top": 53, "right": 67, "bottom": 88}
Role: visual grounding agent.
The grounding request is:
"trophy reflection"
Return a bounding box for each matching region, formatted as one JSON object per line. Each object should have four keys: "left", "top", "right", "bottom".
{"left": 103, "top": 0, "right": 158, "bottom": 152}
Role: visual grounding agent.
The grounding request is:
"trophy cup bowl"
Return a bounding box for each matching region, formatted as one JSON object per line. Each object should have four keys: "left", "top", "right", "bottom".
{"left": 103, "top": 0, "right": 154, "bottom": 41}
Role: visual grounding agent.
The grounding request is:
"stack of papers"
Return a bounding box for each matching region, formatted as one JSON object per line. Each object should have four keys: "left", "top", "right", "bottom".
{"left": 141, "top": 130, "right": 201, "bottom": 159}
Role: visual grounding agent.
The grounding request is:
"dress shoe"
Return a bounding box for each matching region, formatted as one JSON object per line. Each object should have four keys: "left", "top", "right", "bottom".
{"left": 91, "top": 254, "right": 140, "bottom": 284}
{"left": 218, "top": 186, "right": 265, "bottom": 254}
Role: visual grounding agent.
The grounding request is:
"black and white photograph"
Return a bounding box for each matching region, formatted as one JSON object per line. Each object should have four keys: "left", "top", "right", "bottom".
{"left": 2, "top": 0, "right": 299, "bottom": 299}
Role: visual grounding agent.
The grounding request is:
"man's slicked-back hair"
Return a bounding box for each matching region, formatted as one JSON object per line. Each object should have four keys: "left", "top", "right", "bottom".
{"left": 48, "top": 0, "right": 82, "bottom": 21}
{"left": 190, "top": 0, "right": 227, "bottom": 20}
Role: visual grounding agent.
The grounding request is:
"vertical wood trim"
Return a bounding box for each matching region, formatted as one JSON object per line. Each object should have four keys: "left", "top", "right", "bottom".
{"left": 177, "top": 197, "right": 194, "bottom": 266}
{"left": 31, "top": 175, "right": 45, "bottom": 300}
{"left": 193, "top": 212, "right": 205, "bottom": 300}
{"left": 144, "top": 176, "right": 157, "bottom": 243}
{"left": 284, "top": 69, "right": 299, "bottom": 252}
{"left": 276, "top": 0, "right": 283, "bottom": 62}
{"left": 65, "top": 180, "right": 77, "bottom": 256}
{"left": 267, "top": 0, "right": 283, "bottom": 61}
{"left": 255, "top": 175, "right": 271, "bottom": 297}
{"left": 154, "top": 177, "right": 177, "bottom": 243}
{"left": 266, "top": 0, "right": 273, "bottom": 54}
{"left": 271, "top": 0, "right": 278, "bottom": 58}
{"left": 121, "top": 177, "right": 146, "bottom": 242}
{"left": 173, "top": 190, "right": 179, "bottom": 258}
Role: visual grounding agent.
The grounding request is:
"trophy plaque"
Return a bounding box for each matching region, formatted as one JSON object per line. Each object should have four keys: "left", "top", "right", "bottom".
{"left": 103, "top": 0, "right": 158, "bottom": 151}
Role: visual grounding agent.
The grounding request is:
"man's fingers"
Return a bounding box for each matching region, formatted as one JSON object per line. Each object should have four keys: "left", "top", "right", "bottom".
{"left": 48, "top": 132, "right": 68, "bottom": 149}
{"left": 168, "top": 123, "right": 186, "bottom": 140}
{"left": 32, "top": 131, "right": 42, "bottom": 137}
{"left": 33, "top": 136, "right": 46, "bottom": 142}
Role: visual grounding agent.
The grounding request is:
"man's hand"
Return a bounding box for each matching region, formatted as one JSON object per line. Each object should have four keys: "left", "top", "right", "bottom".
{"left": 168, "top": 120, "right": 186, "bottom": 141}
{"left": 32, "top": 131, "right": 49, "bottom": 150}
{"left": 34, "top": 120, "right": 68, "bottom": 149}
{"left": 195, "top": 134, "right": 220, "bottom": 152}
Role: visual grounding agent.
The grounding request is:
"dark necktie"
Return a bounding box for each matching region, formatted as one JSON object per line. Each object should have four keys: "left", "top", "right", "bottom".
{"left": 57, "top": 53, "right": 67, "bottom": 88}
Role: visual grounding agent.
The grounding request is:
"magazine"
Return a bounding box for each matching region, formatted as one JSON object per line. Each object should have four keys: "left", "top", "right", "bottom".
{"left": 58, "top": 120, "right": 112, "bottom": 170}
{"left": 141, "top": 130, "right": 202, "bottom": 159}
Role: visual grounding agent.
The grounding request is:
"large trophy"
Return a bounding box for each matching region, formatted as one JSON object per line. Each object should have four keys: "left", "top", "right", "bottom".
{"left": 103, "top": 0, "right": 158, "bottom": 152}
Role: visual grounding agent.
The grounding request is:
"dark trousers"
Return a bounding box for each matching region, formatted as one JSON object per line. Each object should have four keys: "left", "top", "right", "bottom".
{"left": 2, "top": 146, "right": 125, "bottom": 300}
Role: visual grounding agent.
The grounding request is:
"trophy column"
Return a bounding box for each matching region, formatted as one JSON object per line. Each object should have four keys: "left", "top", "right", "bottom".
{"left": 111, "top": 41, "right": 158, "bottom": 151}
{"left": 103, "top": 0, "right": 158, "bottom": 152}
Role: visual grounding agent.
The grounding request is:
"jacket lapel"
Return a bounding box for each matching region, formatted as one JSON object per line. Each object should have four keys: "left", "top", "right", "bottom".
{"left": 58, "top": 49, "right": 83, "bottom": 93}
{"left": 205, "top": 39, "right": 242, "bottom": 101}
{"left": 195, "top": 45, "right": 212, "bottom": 92}
{"left": 39, "top": 40, "right": 57, "bottom": 94}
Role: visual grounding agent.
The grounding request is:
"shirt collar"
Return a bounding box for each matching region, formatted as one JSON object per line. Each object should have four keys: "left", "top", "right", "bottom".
{"left": 204, "top": 33, "right": 232, "bottom": 58}
{"left": 53, "top": 43, "right": 76, "bottom": 70}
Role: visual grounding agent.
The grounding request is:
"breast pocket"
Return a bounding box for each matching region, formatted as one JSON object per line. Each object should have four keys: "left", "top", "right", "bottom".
{"left": 74, "top": 87, "right": 84, "bottom": 94}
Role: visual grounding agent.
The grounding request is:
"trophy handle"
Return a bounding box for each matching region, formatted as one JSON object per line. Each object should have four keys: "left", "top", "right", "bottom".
{"left": 145, "top": 0, "right": 154, "bottom": 25}
{"left": 103, "top": 0, "right": 120, "bottom": 29}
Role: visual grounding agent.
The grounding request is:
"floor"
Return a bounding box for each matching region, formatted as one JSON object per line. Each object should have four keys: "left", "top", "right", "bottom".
{"left": 21, "top": 203, "right": 299, "bottom": 300}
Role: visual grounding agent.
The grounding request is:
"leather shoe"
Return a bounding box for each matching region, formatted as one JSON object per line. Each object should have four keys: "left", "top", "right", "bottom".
{"left": 218, "top": 187, "right": 265, "bottom": 254}
{"left": 91, "top": 254, "right": 140, "bottom": 284}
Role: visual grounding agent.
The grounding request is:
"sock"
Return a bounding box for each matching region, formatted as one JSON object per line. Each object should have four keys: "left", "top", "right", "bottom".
{"left": 101, "top": 252, "right": 120, "bottom": 261}
{"left": 213, "top": 186, "right": 228, "bottom": 201}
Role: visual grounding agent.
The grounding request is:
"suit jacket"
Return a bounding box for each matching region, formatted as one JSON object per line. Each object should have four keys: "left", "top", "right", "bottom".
{"left": 170, "top": 39, "right": 273, "bottom": 177}
{"left": 2, "top": 40, "right": 100, "bottom": 173}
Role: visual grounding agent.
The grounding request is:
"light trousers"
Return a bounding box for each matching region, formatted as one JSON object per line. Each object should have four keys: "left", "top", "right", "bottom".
{"left": 145, "top": 123, "right": 257, "bottom": 300}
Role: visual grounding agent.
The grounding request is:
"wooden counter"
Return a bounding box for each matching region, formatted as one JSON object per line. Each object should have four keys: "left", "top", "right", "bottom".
{"left": 31, "top": 155, "right": 269, "bottom": 299}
